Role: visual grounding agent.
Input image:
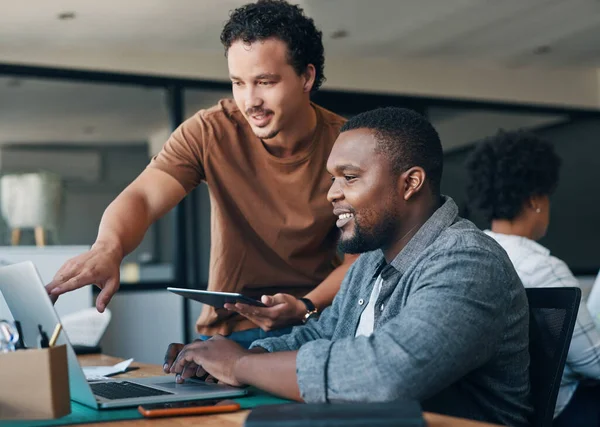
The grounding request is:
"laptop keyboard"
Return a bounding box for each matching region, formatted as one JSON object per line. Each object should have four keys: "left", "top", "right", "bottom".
{"left": 91, "top": 381, "right": 173, "bottom": 400}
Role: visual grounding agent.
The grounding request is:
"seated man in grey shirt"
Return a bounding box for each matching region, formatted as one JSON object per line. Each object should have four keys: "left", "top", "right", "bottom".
{"left": 165, "top": 107, "right": 533, "bottom": 427}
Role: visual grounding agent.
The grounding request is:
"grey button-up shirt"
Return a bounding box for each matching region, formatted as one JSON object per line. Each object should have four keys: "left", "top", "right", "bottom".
{"left": 251, "top": 197, "right": 532, "bottom": 427}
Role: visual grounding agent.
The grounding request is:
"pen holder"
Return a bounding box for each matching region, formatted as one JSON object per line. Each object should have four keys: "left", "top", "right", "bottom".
{"left": 0, "top": 345, "right": 71, "bottom": 420}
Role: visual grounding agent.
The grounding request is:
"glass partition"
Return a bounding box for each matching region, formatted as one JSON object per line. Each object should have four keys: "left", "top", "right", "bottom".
{"left": 0, "top": 76, "right": 174, "bottom": 283}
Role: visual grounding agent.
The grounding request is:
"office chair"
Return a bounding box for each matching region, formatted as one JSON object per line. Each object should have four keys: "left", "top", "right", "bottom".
{"left": 526, "top": 287, "right": 581, "bottom": 427}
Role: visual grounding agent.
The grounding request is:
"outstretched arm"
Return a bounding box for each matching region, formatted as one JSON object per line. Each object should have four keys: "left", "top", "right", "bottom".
{"left": 46, "top": 168, "right": 186, "bottom": 311}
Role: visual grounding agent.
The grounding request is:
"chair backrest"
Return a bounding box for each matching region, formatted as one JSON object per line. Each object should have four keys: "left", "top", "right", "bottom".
{"left": 526, "top": 287, "right": 581, "bottom": 427}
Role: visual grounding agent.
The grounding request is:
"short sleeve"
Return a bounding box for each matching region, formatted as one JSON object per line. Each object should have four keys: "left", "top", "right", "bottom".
{"left": 148, "top": 112, "right": 210, "bottom": 192}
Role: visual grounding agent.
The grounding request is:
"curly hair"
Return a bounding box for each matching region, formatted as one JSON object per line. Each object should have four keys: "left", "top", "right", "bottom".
{"left": 466, "top": 130, "right": 561, "bottom": 222}
{"left": 220, "top": 0, "right": 325, "bottom": 92}
{"left": 341, "top": 107, "right": 444, "bottom": 195}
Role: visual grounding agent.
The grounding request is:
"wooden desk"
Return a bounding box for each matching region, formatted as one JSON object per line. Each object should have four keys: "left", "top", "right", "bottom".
{"left": 77, "top": 355, "right": 502, "bottom": 427}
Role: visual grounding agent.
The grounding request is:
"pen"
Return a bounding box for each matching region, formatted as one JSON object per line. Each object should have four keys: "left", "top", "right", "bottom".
{"left": 49, "top": 323, "right": 62, "bottom": 347}
{"left": 14, "top": 320, "right": 26, "bottom": 349}
{"left": 38, "top": 324, "right": 49, "bottom": 348}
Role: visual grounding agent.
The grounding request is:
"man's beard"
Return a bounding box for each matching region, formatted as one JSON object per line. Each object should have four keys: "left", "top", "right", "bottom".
{"left": 254, "top": 128, "right": 280, "bottom": 140}
{"left": 246, "top": 107, "right": 279, "bottom": 140}
{"left": 338, "top": 212, "right": 397, "bottom": 254}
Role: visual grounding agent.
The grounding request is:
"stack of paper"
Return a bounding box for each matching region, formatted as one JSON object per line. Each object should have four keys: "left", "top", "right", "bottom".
{"left": 61, "top": 307, "right": 111, "bottom": 347}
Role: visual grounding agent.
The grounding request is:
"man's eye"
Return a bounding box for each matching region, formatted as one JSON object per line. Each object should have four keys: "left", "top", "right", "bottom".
{"left": 232, "top": 81, "right": 243, "bottom": 87}
{"left": 344, "top": 175, "right": 357, "bottom": 181}
{"left": 258, "top": 81, "right": 274, "bottom": 86}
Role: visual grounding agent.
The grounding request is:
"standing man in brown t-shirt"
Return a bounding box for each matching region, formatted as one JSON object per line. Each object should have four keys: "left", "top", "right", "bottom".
{"left": 46, "top": 0, "right": 356, "bottom": 347}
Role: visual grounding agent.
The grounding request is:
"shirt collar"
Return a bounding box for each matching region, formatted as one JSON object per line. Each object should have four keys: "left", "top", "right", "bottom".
{"left": 484, "top": 230, "right": 550, "bottom": 256}
{"left": 380, "top": 195, "right": 458, "bottom": 275}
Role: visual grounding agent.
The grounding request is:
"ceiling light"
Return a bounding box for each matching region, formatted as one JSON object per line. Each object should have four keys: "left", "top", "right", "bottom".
{"left": 57, "top": 12, "right": 76, "bottom": 20}
{"left": 330, "top": 30, "right": 348, "bottom": 40}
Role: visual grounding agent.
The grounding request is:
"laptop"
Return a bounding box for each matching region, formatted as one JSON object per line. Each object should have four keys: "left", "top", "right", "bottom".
{"left": 0, "top": 245, "right": 92, "bottom": 319}
{"left": 0, "top": 261, "right": 247, "bottom": 409}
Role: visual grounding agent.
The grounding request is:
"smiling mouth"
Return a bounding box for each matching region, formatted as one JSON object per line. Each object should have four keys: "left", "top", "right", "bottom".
{"left": 336, "top": 212, "right": 354, "bottom": 228}
{"left": 249, "top": 111, "right": 273, "bottom": 127}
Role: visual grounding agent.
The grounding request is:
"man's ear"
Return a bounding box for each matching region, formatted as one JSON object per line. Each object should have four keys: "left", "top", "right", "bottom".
{"left": 400, "top": 167, "right": 426, "bottom": 201}
{"left": 303, "top": 64, "right": 317, "bottom": 93}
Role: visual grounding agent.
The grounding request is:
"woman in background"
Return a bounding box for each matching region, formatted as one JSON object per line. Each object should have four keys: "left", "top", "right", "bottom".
{"left": 466, "top": 130, "right": 600, "bottom": 427}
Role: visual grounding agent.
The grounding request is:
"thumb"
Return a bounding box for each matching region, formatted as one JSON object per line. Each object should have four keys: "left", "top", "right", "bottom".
{"left": 266, "top": 293, "right": 291, "bottom": 306}
{"left": 261, "top": 295, "right": 275, "bottom": 306}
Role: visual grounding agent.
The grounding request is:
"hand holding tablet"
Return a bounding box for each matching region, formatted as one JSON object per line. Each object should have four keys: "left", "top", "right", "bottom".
{"left": 167, "top": 288, "right": 267, "bottom": 307}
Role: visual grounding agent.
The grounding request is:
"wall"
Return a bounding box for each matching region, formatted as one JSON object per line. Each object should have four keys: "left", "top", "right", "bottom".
{"left": 537, "top": 119, "right": 600, "bottom": 271}
{"left": 0, "top": 144, "right": 155, "bottom": 264}
{"left": 3, "top": 49, "right": 600, "bottom": 110}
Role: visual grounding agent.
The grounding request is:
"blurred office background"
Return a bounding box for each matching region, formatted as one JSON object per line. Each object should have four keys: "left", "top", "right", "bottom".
{"left": 0, "top": 0, "right": 599, "bottom": 363}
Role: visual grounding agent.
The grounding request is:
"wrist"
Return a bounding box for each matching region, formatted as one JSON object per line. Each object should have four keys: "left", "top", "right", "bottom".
{"left": 234, "top": 352, "right": 256, "bottom": 386}
{"left": 298, "top": 297, "right": 319, "bottom": 324}
{"left": 295, "top": 298, "right": 309, "bottom": 322}
{"left": 92, "top": 240, "right": 124, "bottom": 260}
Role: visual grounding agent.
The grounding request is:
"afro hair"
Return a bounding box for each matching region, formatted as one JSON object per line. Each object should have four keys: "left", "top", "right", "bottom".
{"left": 466, "top": 130, "right": 561, "bottom": 222}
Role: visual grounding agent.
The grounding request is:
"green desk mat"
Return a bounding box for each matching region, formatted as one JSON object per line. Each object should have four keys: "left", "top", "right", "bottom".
{"left": 0, "top": 388, "right": 292, "bottom": 427}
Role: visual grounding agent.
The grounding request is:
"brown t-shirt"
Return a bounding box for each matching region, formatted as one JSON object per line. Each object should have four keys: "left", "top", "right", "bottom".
{"left": 149, "top": 99, "right": 346, "bottom": 336}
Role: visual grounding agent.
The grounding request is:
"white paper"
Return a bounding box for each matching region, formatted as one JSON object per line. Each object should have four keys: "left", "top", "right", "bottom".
{"left": 83, "top": 358, "right": 134, "bottom": 381}
{"left": 62, "top": 307, "right": 111, "bottom": 347}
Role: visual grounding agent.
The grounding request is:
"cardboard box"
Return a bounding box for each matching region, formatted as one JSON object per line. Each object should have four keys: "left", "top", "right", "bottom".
{"left": 0, "top": 345, "right": 71, "bottom": 420}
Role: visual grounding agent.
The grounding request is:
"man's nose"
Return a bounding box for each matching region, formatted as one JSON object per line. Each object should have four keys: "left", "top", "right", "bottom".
{"left": 246, "top": 87, "right": 263, "bottom": 110}
{"left": 327, "top": 179, "right": 343, "bottom": 203}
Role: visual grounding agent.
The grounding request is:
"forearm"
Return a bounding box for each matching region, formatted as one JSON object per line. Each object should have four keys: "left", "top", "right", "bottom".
{"left": 235, "top": 351, "right": 302, "bottom": 401}
{"left": 305, "top": 254, "right": 358, "bottom": 311}
{"left": 94, "top": 190, "right": 154, "bottom": 258}
{"left": 94, "top": 169, "right": 186, "bottom": 258}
